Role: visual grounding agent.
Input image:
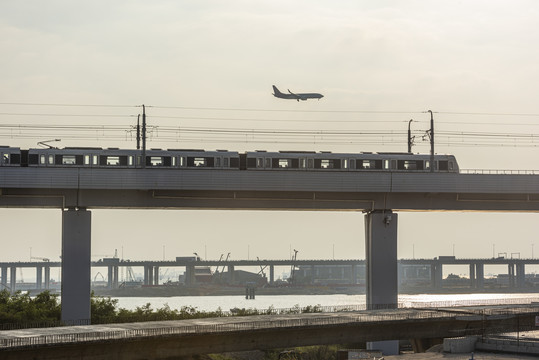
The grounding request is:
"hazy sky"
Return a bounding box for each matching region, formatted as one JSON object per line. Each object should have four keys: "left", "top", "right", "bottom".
{"left": 1, "top": 1, "right": 539, "bottom": 275}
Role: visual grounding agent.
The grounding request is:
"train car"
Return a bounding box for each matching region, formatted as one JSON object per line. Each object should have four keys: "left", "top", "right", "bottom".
{"left": 244, "top": 151, "right": 459, "bottom": 173}
{"left": 0, "top": 146, "right": 22, "bottom": 167}
{"left": 27, "top": 148, "right": 241, "bottom": 170}
{"left": 4, "top": 146, "right": 458, "bottom": 173}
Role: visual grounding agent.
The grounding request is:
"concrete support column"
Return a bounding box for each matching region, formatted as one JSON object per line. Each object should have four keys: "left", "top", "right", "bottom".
{"left": 185, "top": 265, "right": 195, "bottom": 285}
{"left": 228, "top": 265, "right": 235, "bottom": 285}
{"left": 365, "top": 210, "right": 399, "bottom": 356}
{"left": 61, "top": 209, "right": 91, "bottom": 324}
{"left": 1, "top": 267, "right": 7, "bottom": 290}
{"left": 113, "top": 266, "right": 119, "bottom": 288}
{"left": 154, "top": 266, "right": 159, "bottom": 286}
{"left": 107, "top": 266, "right": 113, "bottom": 289}
{"left": 476, "top": 263, "right": 484, "bottom": 289}
{"left": 44, "top": 266, "right": 50, "bottom": 290}
{"left": 352, "top": 264, "right": 358, "bottom": 285}
{"left": 508, "top": 264, "right": 515, "bottom": 288}
{"left": 148, "top": 266, "right": 154, "bottom": 286}
{"left": 469, "top": 264, "right": 476, "bottom": 288}
{"left": 10, "top": 266, "right": 16, "bottom": 293}
{"left": 397, "top": 262, "right": 404, "bottom": 289}
{"left": 516, "top": 263, "right": 525, "bottom": 288}
{"left": 36, "top": 266, "right": 43, "bottom": 290}
{"left": 269, "top": 265, "right": 274, "bottom": 285}
{"left": 431, "top": 263, "right": 443, "bottom": 289}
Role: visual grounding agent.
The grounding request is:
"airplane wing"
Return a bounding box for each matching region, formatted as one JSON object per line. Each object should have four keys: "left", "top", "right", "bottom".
{"left": 287, "top": 89, "right": 306, "bottom": 101}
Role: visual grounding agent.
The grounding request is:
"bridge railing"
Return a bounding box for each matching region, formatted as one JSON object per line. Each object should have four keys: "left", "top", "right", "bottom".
{"left": 460, "top": 169, "right": 539, "bottom": 175}
{"left": 2, "top": 304, "right": 539, "bottom": 349}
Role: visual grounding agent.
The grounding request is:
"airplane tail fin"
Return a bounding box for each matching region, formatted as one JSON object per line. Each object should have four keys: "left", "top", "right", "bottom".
{"left": 272, "top": 85, "right": 283, "bottom": 96}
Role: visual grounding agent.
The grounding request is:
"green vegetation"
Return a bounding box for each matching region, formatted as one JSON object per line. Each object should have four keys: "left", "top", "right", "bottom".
{"left": 0, "top": 290, "right": 323, "bottom": 327}
{"left": 1, "top": 291, "right": 348, "bottom": 360}
{"left": 0, "top": 290, "right": 60, "bottom": 324}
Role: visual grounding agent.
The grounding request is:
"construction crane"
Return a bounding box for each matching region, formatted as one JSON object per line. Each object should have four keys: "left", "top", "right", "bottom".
{"left": 220, "top": 252, "right": 230, "bottom": 274}
{"left": 289, "top": 249, "right": 298, "bottom": 284}
{"left": 256, "top": 257, "right": 267, "bottom": 278}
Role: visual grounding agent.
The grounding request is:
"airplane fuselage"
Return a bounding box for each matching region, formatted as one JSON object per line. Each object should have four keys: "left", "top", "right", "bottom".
{"left": 272, "top": 85, "right": 324, "bottom": 101}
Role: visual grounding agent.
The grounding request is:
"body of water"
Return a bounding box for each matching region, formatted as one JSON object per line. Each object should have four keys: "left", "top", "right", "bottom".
{"left": 113, "top": 293, "right": 539, "bottom": 312}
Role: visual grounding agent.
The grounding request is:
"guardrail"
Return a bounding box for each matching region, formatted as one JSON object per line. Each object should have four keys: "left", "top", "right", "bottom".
{"left": 460, "top": 169, "right": 539, "bottom": 175}
{"left": 2, "top": 303, "right": 539, "bottom": 350}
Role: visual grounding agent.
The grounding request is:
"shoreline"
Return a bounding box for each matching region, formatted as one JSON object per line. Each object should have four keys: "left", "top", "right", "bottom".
{"left": 92, "top": 285, "right": 539, "bottom": 298}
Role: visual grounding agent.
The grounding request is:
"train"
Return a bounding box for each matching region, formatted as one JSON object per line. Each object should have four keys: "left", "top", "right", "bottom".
{"left": 0, "top": 146, "right": 459, "bottom": 173}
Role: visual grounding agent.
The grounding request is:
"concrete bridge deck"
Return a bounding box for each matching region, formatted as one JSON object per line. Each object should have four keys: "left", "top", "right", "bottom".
{"left": 1, "top": 304, "right": 538, "bottom": 360}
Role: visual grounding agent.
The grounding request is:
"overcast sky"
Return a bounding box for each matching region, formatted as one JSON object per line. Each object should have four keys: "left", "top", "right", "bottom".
{"left": 1, "top": 1, "right": 539, "bottom": 276}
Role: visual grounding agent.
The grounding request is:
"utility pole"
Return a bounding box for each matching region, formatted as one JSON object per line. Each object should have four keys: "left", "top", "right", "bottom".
{"left": 136, "top": 114, "right": 140, "bottom": 150}
{"left": 142, "top": 105, "right": 147, "bottom": 168}
{"left": 428, "top": 110, "right": 434, "bottom": 172}
{"left": 407, "top": 119, "right": 414, "bottom": 153}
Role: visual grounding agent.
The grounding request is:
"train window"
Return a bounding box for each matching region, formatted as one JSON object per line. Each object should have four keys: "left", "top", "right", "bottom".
{"left": 350, "top": 159, "right": 356, "bottom": 169}
{"left": 107, "top": 156, "right": 120, "bottom": 166}
{"left": 342, "top": 159, "right": 348, "bottom": 169}
{"left": 62, "top": 155, "right": 76, "bottom": 165}
{"left": 425, "top": 160, "right": 430, "bottom": 170}
{"left": 194, "top": 157, "right": 206, "bottom": 167}
{"left": 92, "top": 155, "right": 98, "bottom": 165}
{"left": 307, "top": 158, "right": 314, "bottom": 168}
{"left": 224, "top": 157, "right": 229, "bottom": 167}
{"left": 278, "top": 159, "right": 290, "bottom": 168}
{"left": 48, "top": 155, "right": 54, "bottom": 165}
{"left": 265, "top": 158, "right": 271, "bottom": 168}
{"left": 129, "top": 156, "right": 134, "bottom": 166}
{"left": 439, "top": 160, "right": 448, "bottom": 171}
{"left": 299, "top": 158, "right": 306, "bottom": 169}
{"left": 398, "top": 160, "right": 418, "bottom": 170}
{"left": 180, "top": 156, "right": 186, "bottom": 167}
{"left": 256, "top": 158, "right": 263, "bottom": 168}
{"left": 84, "top": 155, "right": 90, "bottom": 165}
{"left": 362, "top": 160, "right": 371, "bottom": 169}
{"left": 384, "top": 160, "right": 390, "bottom": 170}
{"left": 448, "top": 161, "right": 454, "bottom": 171}
{"left": 216, "top": 157, "right": 221, "bottom": 167}
{"left": 40, "top": 154, "right": 46, "bottom": 165}
{"left": 149, "top": 157, "right": 163, "bottom": 166}
{"left": 2, "top": 154, "right": 9, "bottom": 165}
{"left": 172, "top": 157, "right": 177, "bottom": 167}
{"left": 321, "top": 159, "right": 340, "bottom": 169}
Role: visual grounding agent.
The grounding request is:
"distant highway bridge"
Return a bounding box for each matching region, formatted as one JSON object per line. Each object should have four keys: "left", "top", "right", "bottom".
{"left": 2, "top": 257, "right": 539, "bottom": 291}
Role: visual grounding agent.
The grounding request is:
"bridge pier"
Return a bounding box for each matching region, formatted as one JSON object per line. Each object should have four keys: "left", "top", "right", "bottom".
{"left": 516, "top": 263, "right": 525, "bottom": 288}
{"left": 431, "top": 262, "right": 443, "bottom": 289}
{"left": 469, "top": 264, "right": 476, "bottom": 288}
{"left": 61, "top": 209, "right": 91, "bottom": 324}
{"left": 185, "top": 265, "right": 195, "bottom": 285}
{"left": 36, "top": 266, "right": 43, "bottom": 290}
{"left": 144, "top": 265, "right": 154, "bottom": 286}
{"left": 365, "top": 210, "right": 399, "bottom": 355}
{"left": 1, "top": 266, "right": 7, "bottom": 291}
{"left": 508, "top": 264, "right": 515, "bottom": 288}
{"left": 44, "top": 265, "right": 50, "bottom": 290}
{"left": 10, "top": 266, "right": 16, "bottom": 293}
{"left": 154, "top": 266, "right": 160, "bottom": 285}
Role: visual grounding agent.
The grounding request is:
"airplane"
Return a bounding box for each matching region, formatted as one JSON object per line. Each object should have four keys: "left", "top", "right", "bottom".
{"left": 272, "top": 85, "right": 324, "bottom": 101}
